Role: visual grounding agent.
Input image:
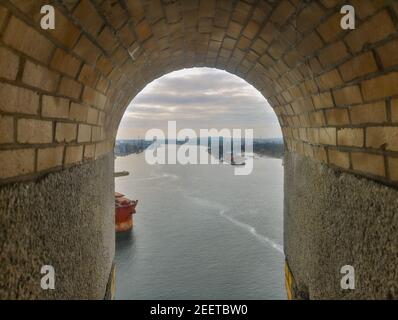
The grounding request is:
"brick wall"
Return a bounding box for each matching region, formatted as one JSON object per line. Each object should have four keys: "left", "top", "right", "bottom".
{"left": 0, "top": 0, "right": 398, "bottom": 186}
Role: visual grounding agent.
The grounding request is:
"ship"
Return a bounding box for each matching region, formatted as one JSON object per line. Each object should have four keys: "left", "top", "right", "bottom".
{"left": 228, "top": 136, "right": 246, "bottom": 166}
{"left": 230, "top": 153, "right": 246, "bottom": 166}
{"left": 115, "top": 192, "right": 138, "bottom": 232}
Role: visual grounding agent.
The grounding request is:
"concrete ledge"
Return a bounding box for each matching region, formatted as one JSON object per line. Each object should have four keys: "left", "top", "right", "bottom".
{"left": 104, "top": 263, "right": 116, "bottom": 300}
{"left": 284, "top": 151, "right": 398, "bottom": 299}
{"left": 1, "top": 149, "right": 397, "bottom": 299}
{"left": 0, "top": 153, "right": 115, "bottom": 299}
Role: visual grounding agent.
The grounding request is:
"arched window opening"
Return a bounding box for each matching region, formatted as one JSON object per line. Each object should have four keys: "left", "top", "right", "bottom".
{"left": 114, "top": 68, "right": 285, "bottom": 300}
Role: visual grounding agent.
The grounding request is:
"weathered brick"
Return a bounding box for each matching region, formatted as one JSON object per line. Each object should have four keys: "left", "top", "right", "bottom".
{"left": 345, "top": 10, "right": 395, "bottom": 53}
{"left": 78, "top": 64, "right": 99, "bottom": 87}
{"left": 50, "top": 48, "right": 82, "bottom": 78}
{"left": 237, "top": 36, "right": 251, "bottom": 50}
{"left": 3, "top": 16, "right": 54, "bottom": 63}
{"left": 319, "top": 127, "right": 337, "bottom": 145}
{"left": 95, "top": 140, "right": 111, "bottom": 158}
{"left": 377, "top": 39, "right": 398, "bottom": 69}
{"left": 199, "top": 0, "right": 216, "bottom": 17}
{"left": 112, "top": 47, "right": 130, "bottom": 66}
{"left": 312, "top": 92, "right": 334, "bottom": 109}
{"left": 317, "top": 13, "right": 342, "bottom": 43}
{"left": 0, "top": 115, "right": 14, "bottom": 144}
{"left": 126, "top": 0, "right": 145, "bottom": 22}
{"left": 270, "top": 0, "right": 295, "bottom": 26}
{"left": 297, "top": 32, "right": 323, "bottom": 57}
{"left": 199, "top": 18, "right": 212, "bottom": 34}
{"left": 361, "top": 72, "right": 398, "bottom": 101}
{"left": 304, "top": 79, "right": 319, "bottom": 95}
{"left": 259, "top": 53, "right": 273, "bottom": 68}
{"left": 84, "top": 144, "right": 96, "bottom": 159}
{"left": 392, "top": 1, "right": 398, "bottom": 18}
{"left": 82, "top": 87, "right": 107, "bottom": 109}
{"left": 0, "top": 0, "right": 397, "bottom": 187}
{"left": 87, "top": 107, "right": 99, "bottom": 125}
{"left": 136, "top": 20, "right": 152, "bottom": 42}
{"left": 0, "top": 149, "right": 35, "bottom": 178}
{"left": 303, "top": 143, "right": 314, "bottom": 158}
{"left": 333, "top": 85, "right": 363, "bottom": 106}
{"left": 350, "top": 101, "right": 387, "bottom": 124}
{"left": 283, "top": 49, "right": 302, "bottom": 68}
{"left": 318, "top": 41, "right": 349, "bottom": 67}
{"left": 7, "top": 0, "right": 44, "bottom": 17}
{"left": 77, "top": 124, "right": 92, "bottom": 143}
{"left": 22, "top": 61, "right": 60, "bottom": 92}
{"left": 366, "top": 127, "right": 398, "bottom": 151}
{"left": 328, "top": 149, "right": 350, "bottom": 169}
{"left": 73, "top": 0, "right": 103, "bottom": 36}
{"left": 42, "top": 95, "right": 70, "bottom": 119}
{"left": 227, "top": 21, "right": 242, "bottom": 39}
{"left": 37, "top": 146, "right": 64, "bottom": 171}
{"left": 242, "top": 21, "right": 260, "bottom": 40}
{"left": 232, "top": 1, "right": 251, "bottom": 24}
{"left": 296, "top": 2, "right": 324, "bottom": 32}
{"left": 316, "top": 69, "right": 343, "bottom": 90}
{"left": 98, "top": 111, "right": 105, "bottom": 126}
{"left": 48, "top": 9, "right": 80, "bottom": 48}
{"left": 96, "top": 76, "right": 109, "bottom": 94}
{"left": 352, "top": 152, "right": 385, "bottom": 177}
{"left": 389, "top": 157, "right": 398, "bottom": 181}
{"left": 118, "top": 24, "right": 136, "bottom": 47}
{"left": 65, "top": 145, "right": 84, "bottom": 165}
{"left": 100, "top": 0, "right": 129, "bottom": 29}
{"left": 0, "top": 6, "right": 8, "bottom": 30}
{"left": 105, "top": 31, "right": 122, "bottom": 55}
{"left": 338, "top": 128, "right": 364, "bottom": 147}
{"left": 58, "top": 77, "right": 83, "bottom": 100}
{"left": 55, "top": 122, "right": 77, "bottom": 143}
{"left": 339, "top": 52, "right": 378, "bottom": 82}
{"left": 309, "top": 57, "right": 322, "bottom": 74}
{"left": 17, "top": 118, "right": 53, "bottom": 144}
{"left": 306, "top": 127, "right": 317, "bottom": 144}
{"left": 313, "top": 145, "right": 327, "bottom": 162}
{"left": 392, "top": 100, "right": 398, "bottom": 123}
{"left": 325, "top": 108, "right": 349, "bottom": 126}
{"left": 0, "top": 47, "right": 19, "bottom": 80}
{"left": 350, "top": 0, "right": 379, "bottom": 19}
{"left": 0, "top": 83, "right": 39, "bottom": 115}
{"left": 91, "top": 126, "right": 102, "bottom": 142}
{"left": 73, "top": 36, "right": 101, "bottom": 63}
{"left": 69, "top": 102, "right": 88, "bottom": 122}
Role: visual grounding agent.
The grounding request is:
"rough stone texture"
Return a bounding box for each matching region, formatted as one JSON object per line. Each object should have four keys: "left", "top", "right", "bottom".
{"left": 1, "top": 0, "right": 398, "bottom": 300}
{"left": 0, "top": 153, "right": 115, "bottom": 299}
{"left": 284, "top": 151, "right": 398, "bottom": 299}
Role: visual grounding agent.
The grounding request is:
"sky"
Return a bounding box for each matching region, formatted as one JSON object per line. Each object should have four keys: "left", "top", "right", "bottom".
{"left": 116, "top": 67, "right": 282, "bottom": 140}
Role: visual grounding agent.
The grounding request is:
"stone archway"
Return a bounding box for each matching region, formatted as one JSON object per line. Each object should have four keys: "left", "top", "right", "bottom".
{"left": 0, "top": 0, "right": 397, "bottom": 299}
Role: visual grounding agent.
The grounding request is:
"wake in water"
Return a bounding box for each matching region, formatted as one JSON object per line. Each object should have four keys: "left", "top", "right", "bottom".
{"left": 133, "top": 172, "right": 179, "bottom": 182}
{"left": 219, "top": 210, "right": 284, "bottom": 254}
{"left": 186, "top": 194, "right": 284, "bottom": 254}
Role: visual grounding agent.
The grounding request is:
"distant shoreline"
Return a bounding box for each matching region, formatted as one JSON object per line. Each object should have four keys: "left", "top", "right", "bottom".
{"left": 115, "top": 139, "right": 285, "bottom": 159}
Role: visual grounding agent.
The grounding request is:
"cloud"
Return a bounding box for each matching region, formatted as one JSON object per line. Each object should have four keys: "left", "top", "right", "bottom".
{"left": 117, "top": 68, "right": 282, "bottom": 139}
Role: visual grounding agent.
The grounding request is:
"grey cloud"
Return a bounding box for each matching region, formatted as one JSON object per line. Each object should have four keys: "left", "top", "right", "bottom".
{"left": 118, "top": 68, "right": 282, "bottom": 139}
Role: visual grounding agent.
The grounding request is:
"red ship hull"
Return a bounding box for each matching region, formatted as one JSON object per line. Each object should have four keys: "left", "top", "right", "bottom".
{"left": 115, "top": 193, "right": 138, "bottom": 232}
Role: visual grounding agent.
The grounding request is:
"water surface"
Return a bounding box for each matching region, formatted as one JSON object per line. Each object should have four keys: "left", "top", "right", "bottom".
{"left": 114, "top": 145, "right": 285, "bottom": 300}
